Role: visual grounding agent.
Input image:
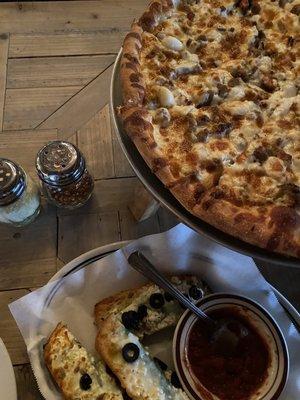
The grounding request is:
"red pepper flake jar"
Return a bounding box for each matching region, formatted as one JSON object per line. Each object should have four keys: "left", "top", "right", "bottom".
{"left": 36, "top": 141, "right": 94, "bottom": 209}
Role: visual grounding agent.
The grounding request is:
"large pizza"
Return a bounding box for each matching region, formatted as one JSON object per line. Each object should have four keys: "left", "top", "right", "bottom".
{"left": 119, "top": 0, "right": 300, "bottom": 259}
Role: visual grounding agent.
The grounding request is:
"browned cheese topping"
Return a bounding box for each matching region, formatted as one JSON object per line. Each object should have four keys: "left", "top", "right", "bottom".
{"left": 139, "top": 0, "right": 299, "bottom": 211}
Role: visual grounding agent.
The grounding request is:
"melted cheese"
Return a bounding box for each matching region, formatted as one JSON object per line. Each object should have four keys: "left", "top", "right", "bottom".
{"left": 45, "top": 325, "right": 123, "bottom": 399}
{"left": 139, "top": 0, "right": 299, "bottom": 207}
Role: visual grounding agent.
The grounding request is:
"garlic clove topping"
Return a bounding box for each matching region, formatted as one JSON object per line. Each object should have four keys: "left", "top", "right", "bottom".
{"left": 161, "top": 35, "right": 184, "bottom": 51}
{"left": 157, "top": 86, "right": 176, "bottom": 108}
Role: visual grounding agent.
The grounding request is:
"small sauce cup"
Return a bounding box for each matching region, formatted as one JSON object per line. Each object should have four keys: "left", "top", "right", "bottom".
{"left": 173, "top": 294, "right": 289, "bottom": 400}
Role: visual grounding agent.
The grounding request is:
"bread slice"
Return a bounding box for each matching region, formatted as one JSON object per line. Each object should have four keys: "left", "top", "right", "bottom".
{"left": 44, "top": 323, "right": 123, "bottom": 400}
{"left": 95, "top": 275, "right": 209, "bottom": 338}
{"left": 95, "top": 275, "right": 210, "bottom": 400}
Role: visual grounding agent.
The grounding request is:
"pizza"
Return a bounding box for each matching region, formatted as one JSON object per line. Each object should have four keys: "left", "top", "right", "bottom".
{"left": 119, "top": 0, "right": 300, "bottom": 259}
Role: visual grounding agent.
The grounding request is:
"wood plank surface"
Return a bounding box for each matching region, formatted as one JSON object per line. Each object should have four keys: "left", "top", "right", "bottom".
{"left": 0, "top": 1, "right": 148, "bottom": 34}
{"left": 57, "top": 177, "right": 138, "bottom": 215}
{"left": 7, "top": 55, "right": 115, "bottom": 88}
{"left": 77, "top": 105, "right": 114, "bottom": 180}
{"left": 0, "top": 203, "right": 57, "bottom": 265}
{"left": 129, "top": 185, "right": 159, "bottom": 221}
{"left": 112, "top": 125, "right": 135, "bottom": 178}
{"left": 58, "top": 211, "right": 120, "bottom": 262}
{"left": 0, "top": 33, "right": 9, "bottom": 130}
{"left": 3, "top": 86, "right": 81, "bottom": 130}
{"left": 39, "top": 64, "right": 113, "bottom": 137}
{"left": 119, "top": 209, "right": 161, "bottom": 240}
{"left": 0, "top": 258, "right": 57, "bottom": 291}
{"left": 9, "top": 32, "right": 122, "bottom": 58}
{"left": 14, "top": 364, "right": 43, "bottom": 400}
{"left": 0, "top": 289, "right": 30, "bottom": 365}
{"left": 0, "top": 129, "right": 57, "bottom": 178}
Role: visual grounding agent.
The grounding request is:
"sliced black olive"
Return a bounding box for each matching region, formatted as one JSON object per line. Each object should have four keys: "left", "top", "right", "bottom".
{"left": 171, "top": 371, "right": 182, "bottom": 388}
{"left": 137, "top": 304, "right": 148, "bottom": 319}
{"left": 153, "top": 357, "right": 168, "bottom": 371}
{"left": 189, "top": 285, "right": 204, "bottom": 300}
{"left": 164, "top": 292, "right": 174, "bottom": 302}
{"left": 80, "top": 373, "right": 92, "bottom": 390}
{"left": 122, "top": 343, "right": 140, "bottom": 363}
{"left": 121, "top": 311, "right": 140, "bottom": 330}
{"left": 149, "top": 293, "right": 165, "bottom": 309}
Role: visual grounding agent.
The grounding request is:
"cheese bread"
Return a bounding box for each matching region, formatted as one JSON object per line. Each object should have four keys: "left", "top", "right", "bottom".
{"left": 95, "top": 276, "right": 210, "bottom": 400}
{"left": 44, "top": 323, "right": 124, "bottom": 400}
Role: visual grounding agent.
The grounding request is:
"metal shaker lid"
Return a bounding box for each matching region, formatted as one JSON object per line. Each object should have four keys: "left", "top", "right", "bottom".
{"left": 0, "top": 159, "right": 26, "bottom": 206}
{"left": 36, "top": 141, "right": 85, "bottom": 186}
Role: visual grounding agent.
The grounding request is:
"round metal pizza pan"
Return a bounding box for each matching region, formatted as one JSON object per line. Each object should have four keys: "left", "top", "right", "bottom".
{"left": 110, "top": 50, "right": 299, "bottom": 268}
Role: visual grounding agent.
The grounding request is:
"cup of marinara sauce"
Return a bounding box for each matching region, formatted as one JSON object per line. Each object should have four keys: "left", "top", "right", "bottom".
{"left": 173, "top": 294, "right": 289, "bottom": 400}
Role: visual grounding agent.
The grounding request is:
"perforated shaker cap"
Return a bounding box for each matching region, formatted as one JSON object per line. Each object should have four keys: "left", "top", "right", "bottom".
{"left": 36, "top": 141, "right": 86, "bottom": 187}
{"left": 0, "top": 159, "right": 26, "bottom": 206}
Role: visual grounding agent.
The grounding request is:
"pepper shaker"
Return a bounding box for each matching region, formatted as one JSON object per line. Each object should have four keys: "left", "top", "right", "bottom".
{"left": 0, "top": 159, "right": 41, "bottom": 227}
{"left": 36, "top": 141, "right": 94, "bottom": 209}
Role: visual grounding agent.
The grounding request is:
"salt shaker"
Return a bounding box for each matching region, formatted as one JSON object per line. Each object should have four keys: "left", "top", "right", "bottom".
{"left": 36, "top": 141, "right": 94, "bottom": 209}
{"left": 0, "top": 159, "right": 41, "bottom": 227}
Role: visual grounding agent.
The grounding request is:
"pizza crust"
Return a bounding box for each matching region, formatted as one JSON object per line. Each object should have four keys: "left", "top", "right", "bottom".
{"left": 194, "top": 190, "right": 300, "bottom": 258}
{"left": 120, "top": 22, "right": 144, "bottom": 108}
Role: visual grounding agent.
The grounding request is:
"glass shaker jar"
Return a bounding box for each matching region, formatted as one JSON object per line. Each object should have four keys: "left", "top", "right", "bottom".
{"left": 0, "top": 159, "right": 41, "bottom": 227}
{"left": 36, "top": 140, "right": 94, "bottom": 209}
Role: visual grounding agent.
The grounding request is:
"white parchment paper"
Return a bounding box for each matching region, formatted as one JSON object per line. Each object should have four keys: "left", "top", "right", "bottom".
{"left": 9, "top": 224, "right": 300, "bottom": 399}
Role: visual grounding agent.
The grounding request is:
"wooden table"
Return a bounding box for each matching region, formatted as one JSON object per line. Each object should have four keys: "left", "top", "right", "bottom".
{"left": 0, "top": 2, "right": 299, "bottom": 399}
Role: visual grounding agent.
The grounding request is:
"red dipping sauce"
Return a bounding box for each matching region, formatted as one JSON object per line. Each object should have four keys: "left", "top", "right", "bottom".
{"left": 186, "top": 308, "right": 271, "bottom": 400}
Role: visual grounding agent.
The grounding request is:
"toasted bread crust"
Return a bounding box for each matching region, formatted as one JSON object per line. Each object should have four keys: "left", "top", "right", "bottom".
{"left": 95, "top": 275, "right": 207, "bottom": 335}
{"left": 94, "top": 283, "right": 153, "bottom": 329}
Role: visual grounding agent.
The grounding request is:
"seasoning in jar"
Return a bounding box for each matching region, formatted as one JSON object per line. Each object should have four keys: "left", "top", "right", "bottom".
{"left": 0, "top": 159, "right": 41, "bottom": 227}
{"left": 36, "top": 141, "right": 94, "bottom": 209}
